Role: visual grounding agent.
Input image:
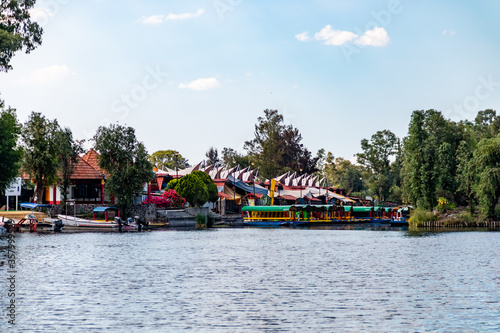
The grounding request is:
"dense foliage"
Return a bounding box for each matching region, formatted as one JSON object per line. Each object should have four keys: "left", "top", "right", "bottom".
{"left": 0, "top": 0, "right": 43, "bottom": 71}
{"left": 149, "top": 150, "right": 189, "bottom": 171}
{"left": 244, "top": 109, "right": 318, "bottom": 180}
{"left": 0, "top": 98, "right": 22, "bottom": 193}
{"left": 174, "top": 170, "right": 218, "bottom": 207}
{"left": 20, "top": 112, "right": 62, "bottom": 203}
{"left": 93, "top": 124, "right": 154, "bottom": 213}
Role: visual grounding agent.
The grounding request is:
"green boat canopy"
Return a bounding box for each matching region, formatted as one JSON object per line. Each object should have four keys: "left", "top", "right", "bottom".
{"left": 242, "top": 205, "right": 401, "bottom": 213}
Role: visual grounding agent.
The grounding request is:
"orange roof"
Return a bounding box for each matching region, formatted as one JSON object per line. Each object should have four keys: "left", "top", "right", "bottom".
{"left": 82, "top": 149, "right": 105, "bottom": 174}
{"left": 71, "top": 156, "right": 104, "bottom": 180}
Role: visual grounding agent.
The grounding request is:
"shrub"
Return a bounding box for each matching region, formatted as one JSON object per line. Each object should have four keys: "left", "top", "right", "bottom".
{"left": 436, "top": 197, "right": 456, "bottom": 213}
{"left": 409, "top": 208, "right": 439, "bottom": 227}
{"left": 142, "top": 189, "right": 186, "bottom": 208}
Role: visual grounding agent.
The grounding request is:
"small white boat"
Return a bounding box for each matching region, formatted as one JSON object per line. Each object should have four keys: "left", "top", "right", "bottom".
{"left": 58, "top": 207, "right": 141, "bottom": 231}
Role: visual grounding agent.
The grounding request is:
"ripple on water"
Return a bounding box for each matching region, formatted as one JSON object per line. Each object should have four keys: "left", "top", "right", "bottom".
{"left": 1, "top": 229, "right": 499, "bottom": 332}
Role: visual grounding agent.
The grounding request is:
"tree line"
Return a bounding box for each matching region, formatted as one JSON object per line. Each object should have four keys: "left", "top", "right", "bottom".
{"left": 200, "top": 108, "right": 500, "bottom": 220}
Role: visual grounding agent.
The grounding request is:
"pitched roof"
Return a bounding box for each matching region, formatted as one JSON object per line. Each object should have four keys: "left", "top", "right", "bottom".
{"left": 71, "top": 156, "right": 104, "bottom": 180}
{"left": 82, "top": 149, "right": 105, "bottom": 174}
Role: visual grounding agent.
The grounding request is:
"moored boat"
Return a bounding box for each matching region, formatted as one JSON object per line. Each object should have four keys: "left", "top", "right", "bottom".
{"left": 242, "top": 204, "right": 409, "bottom": 226}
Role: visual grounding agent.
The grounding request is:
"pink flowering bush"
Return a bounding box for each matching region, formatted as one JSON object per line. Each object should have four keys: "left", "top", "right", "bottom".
{"left": 143, "top": 189, "right": 186, "bottom": 208}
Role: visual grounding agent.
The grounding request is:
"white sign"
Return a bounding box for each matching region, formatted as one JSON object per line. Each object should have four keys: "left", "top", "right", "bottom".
{"left": 5, "top": 177, "right": 22, "bottom": 196}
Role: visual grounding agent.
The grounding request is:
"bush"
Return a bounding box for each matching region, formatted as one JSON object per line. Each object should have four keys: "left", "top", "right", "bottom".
{"left": 436, "top": 197, "right": 456, "bottom": 213}
{"left": 409, "top": 208, "right": 439, "bottom": 227}
{"left": 195, "top": 213, "right": 206, "bottom": 227}
{"left": 142, "top": 189, "right": 186, "bottom": 208}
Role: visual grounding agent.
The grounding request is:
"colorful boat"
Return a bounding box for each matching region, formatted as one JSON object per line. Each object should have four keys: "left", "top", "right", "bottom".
{"left": 242, "top": 205, "right": 409, "bottom": 226}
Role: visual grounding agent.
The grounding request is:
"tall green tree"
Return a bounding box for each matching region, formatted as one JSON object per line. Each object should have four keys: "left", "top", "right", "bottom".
{"left": 244, "top": 109, "right": 284, "bottom": 179}
{"left": 401, "top": 110, "right": 461, "bottom": 209}
{"left": 205, "top": 146, "right": 219, "bottom": 166}
{"left": 356, "top": 130, "right": 398, "bottom": 201}
{"left": 20, "top": 112, "right": 61, "bottom": 203}
{"left": 473, "top": 134, "right": 500, "bottom": 219}
{"left": 455, "top": 139, "right": 476, "bottom": 213}
{"left": 56, "top": 128, "right": 84, "bottom": 205}
{"left": 0, "top": 98, "right": 22, "bottom": 193}
{"left": 149, "top": 150, "right": 189, "bottom": 170}
{"left": 93, "top": 124, "right": 154, "bottom": 214}
{"left": 244, "top": 109, "right": 318, "bottom": 179}
{"left": 1, "top": 0, "right": 43, "bottom": 72}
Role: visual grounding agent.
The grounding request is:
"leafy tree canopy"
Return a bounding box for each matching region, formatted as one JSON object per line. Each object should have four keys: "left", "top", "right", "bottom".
{"left": 221, "top": 147, "right": 250, "bottom": 169}
{"left": 149, "top": 150, "right": 189, "bottom": 171}
{"left": 244, "top": 109, "right": 318, "bottom": 180}
{"left": 0, "top": 98, "right": 22, "bottom": 193}
{"left": 205, "top": 146, "right": 219, "bottom": 166}
{"left": 174, "top": 170, "right": 218, "bottom": 207}
{"left": 93, "top": 123, "right": 154, "bottom": 212}
{"left": 1, "top": 0, "right": 43, "bottom": 71}
{"left": 20, "top": 112, "right": 61, "bottom": 203}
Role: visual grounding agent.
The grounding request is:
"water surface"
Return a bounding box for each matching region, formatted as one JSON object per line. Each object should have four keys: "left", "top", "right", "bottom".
{"left": 1, "top": 228, "right": 499, "bottom": 332}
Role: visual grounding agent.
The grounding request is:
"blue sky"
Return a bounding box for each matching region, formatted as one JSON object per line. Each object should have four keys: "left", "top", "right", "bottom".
{"left": 1, "top": 0, "right": 499, "bottom": 165}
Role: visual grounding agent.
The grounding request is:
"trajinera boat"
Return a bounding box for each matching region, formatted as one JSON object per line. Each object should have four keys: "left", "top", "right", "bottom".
{"left": 241, "top": 205, "right": 410, "bottom": 227}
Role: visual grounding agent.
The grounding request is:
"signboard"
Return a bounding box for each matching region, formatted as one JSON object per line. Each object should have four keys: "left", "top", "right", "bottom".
{"left": 5, "top": 177, "right": 22, "bottom": 196}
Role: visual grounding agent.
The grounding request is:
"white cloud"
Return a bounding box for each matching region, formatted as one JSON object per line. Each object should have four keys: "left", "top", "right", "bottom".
{"left": 16, "top": 65, "right": 76, "bottom": 85}
{"left": 140, "top": 9, "right": 204, "bottom": 24}
{"left": 295, "top": 31, "right": 310, "bottom": 42}
{"left": 179, "top": 78, "right": 220, "bottom": 90}
{"left": 140, "top": 15, "right": 165, "bottom": 25}
{"left": 355, "top": 27, "right": 390, "bottom": 46}
{"left": 314, "top": 25, "right": 358, "bottom": 46}
{"left": 165, "top": 8, "right": 204, "bottom": 21}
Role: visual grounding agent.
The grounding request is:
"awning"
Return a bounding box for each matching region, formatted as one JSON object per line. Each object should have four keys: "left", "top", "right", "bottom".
{"left": 305, "top": 196, "right": 321, "bottom": 202}
{"left": 278, "top": 195, "right": 297, "bottom": 201}
{"left": 218, "top": 192, "right": 232, "bottom": 199}
{"left": 93, "top": 207, "right": 119, "bottom": 212}
{"left": 227, "top": 175, "right": 268, "bottom": 195}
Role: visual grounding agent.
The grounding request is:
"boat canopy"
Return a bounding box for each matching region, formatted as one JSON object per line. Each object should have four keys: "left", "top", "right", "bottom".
{"left": 92, "top": 207, "right": 119, "bottom": 213}
{"left": 20, "top": 203, "right": 52, "bottom": 209}
{"left": 242, "top": 205, "right": 294, "bottom": 212}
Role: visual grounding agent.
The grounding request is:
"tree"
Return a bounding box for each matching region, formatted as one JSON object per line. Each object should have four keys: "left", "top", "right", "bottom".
{"left": 324, "top": 155, "right": 364, "bottom": 194}
{"left": 21, "top": 112, "right": 61, "bottom": 203}
{"left": 221, "top": 147, "right": 250, "bottom": 168}
{"left": 473, "top": 135, "right": 500, "bottom": 219}
{"left": 356, "top": 130, "right": 398, "bottom": 201}
{"left": 148, "top": 150, "right": 189, "bottom": 170}
{"left": 244, "top": 109, "right": 318, "bottom": 179}
{"left": 56, "top": 128, "right": 84, "bottom": 205}
{"left": 0, "top": 98, "right": 22, "bottom": 193}
{"left": 205, "top": 147, "right": 219, "bottom": 166}
{"left": 93, "top": 124, "right": 154, "bottom": 214}
{"left": 244, "top": 109, "right": 284, "bottom": 180}
{"left": 174, "top": 170, "right": 218, "bottom": 207}
{"left": 1, "top": 0, "right": 43, "bottom": 72}
{"left": 455, "top": 140, "right": 476, "bottom": 213}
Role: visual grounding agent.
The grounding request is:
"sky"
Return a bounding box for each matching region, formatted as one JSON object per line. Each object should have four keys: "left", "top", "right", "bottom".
{"left": 1, "top": 0, "right": 499, "bottom": 166}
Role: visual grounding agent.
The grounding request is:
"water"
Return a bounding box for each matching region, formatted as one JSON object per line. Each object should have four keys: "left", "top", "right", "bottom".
{"left": 1, "top": 228, "right": 500, "bottom": 332}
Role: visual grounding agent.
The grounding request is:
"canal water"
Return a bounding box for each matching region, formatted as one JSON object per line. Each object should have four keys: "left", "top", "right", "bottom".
{"left": 1, "top": 228, "right": 500, "bottom": 332}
